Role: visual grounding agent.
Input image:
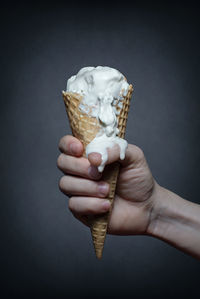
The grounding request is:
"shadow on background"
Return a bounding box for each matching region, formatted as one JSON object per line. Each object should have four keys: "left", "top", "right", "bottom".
{"left": 0, "top": 1, "right": 200, "bottom": 298}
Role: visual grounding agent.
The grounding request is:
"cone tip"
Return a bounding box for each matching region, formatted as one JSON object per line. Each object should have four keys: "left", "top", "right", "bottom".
{"left": 96, "top": 251, "right": 103, "bottom": 260}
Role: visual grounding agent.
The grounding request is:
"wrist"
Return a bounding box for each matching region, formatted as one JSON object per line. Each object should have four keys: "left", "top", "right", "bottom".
{"left": 146, "top": 183, "right": 200, "bottom": 259}
{"left": 146, "top": 182, "right": 168, "bottom": 237}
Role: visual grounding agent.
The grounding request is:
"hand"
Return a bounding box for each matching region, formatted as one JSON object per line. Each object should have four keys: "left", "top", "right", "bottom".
{"left": 57, "top": 135, "right": 157, "bottom": 235}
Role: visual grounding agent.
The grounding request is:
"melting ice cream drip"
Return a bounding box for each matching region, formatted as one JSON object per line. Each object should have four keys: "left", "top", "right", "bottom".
{"left": 67, "top": 66, "right": 130, "bottom": 172}
{"left": 98, "top": 92, "right": 118, "bottom": 137}
{"left": 86, "top": 90, "right": 127, "bottom": 172}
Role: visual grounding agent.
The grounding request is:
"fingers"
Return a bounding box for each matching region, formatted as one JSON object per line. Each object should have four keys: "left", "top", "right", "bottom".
{"left": 88, "top": 144, "right": 144, "bottom": 168}
{"left": 57, "top": 153, "right": 101, "bottom": 180}
{"left": 59, "top": 175, "right": 109, "bottom": 198}
{"left": 58, "top": 135, "right": 144, "bottom": 171}
{"left": 59, "top": 135, "right": 83, "bottom": 157}
{"left": 57, "top": 135, "right": 102, "bottom": 180}
{"left": 88, "top": 144, "right": 121, "bottom": 167}
{"left": 87, "top": 152, "right": 102, "bottom": 166}
{"left": 59, "top": 173, "right": 111, "bottom": 217}
{"left": 68, "top": 196, "right": 111, "bottom": 215}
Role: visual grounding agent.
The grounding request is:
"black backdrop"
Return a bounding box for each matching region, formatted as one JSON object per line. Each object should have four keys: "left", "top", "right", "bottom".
{"left": 1, "top": 2, "right": 200, "bottom": 298}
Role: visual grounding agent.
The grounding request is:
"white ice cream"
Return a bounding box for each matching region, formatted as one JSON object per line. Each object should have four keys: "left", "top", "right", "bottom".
{"left": 67, "top": 66, "right": 130, "bottom": 172}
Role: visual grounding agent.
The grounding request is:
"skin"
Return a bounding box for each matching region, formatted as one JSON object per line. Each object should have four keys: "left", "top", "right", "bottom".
{"left": 57, "top": 135, "right": 200, "bottom": 259}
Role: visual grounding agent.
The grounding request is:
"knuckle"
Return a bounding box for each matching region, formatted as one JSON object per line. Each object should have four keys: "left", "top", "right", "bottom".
{"left": 57, "top": 153, "right": 65, "bottom": 169}
{"left": 135, "top": 146, "right": 144, "bottom": 159}
{"left": 58, "top": 135, "right": 68, "bottom": 151}
{"left": 68, "top": 197, "right": 74, "bottom": 212}
{"left": 130, "top": 144, "right": 144, "bottom": 160}
{"left": 58, "top": 176, "right": 67, "bottom": 191}
{"left": 58, "top": 136, "right": 65, "bottom": 149}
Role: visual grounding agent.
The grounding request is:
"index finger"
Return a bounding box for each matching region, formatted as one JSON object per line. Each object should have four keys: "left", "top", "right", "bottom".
{"left": 59, "top": 135, "right": 84, "bottom": 157}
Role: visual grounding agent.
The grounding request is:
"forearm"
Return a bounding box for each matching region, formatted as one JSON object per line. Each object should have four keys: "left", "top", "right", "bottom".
{"left": 148, "top": 183, "right": 200, "bottom": 259}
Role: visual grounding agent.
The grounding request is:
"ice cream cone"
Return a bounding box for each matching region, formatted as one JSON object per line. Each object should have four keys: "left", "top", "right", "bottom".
{"left": 62, "top": 84, "right": 133, "bottom": 259}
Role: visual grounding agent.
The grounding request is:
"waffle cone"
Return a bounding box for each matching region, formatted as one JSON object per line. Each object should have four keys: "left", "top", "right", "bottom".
{"left": 62, "top": 84, "right": 133, "bottom": 259}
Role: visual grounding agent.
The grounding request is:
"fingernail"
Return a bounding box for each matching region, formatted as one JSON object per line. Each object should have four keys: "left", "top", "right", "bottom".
{"left": 102, "top": 200, "right": 111, "bottom": 211}
{"left": 98, "top": 182, "right": 109, "bottom": 196}
{"left": 70, "top": 143, "right": 79, "bottom": 155}
{"left": 88, "top": 165, "right": 101, "bottom": 179}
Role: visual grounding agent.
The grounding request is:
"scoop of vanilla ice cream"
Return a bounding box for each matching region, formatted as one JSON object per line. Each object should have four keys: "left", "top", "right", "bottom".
{"left": 67, "top": 66, "right": 129, "bottom": 116}
{"left": 66, "top": 66, "right": 131, "bottom": 172}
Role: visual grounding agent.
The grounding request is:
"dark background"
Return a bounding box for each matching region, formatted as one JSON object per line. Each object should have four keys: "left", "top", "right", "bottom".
{"left": 1, "top": 1, "right": 200, "bottom": 298}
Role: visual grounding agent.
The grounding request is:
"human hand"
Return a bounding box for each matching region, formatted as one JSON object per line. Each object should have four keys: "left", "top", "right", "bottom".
{"left": 57, "top": 135, "right": 157, "bottom": 235}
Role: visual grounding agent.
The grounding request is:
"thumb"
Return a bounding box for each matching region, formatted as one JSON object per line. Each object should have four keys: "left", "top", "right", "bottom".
{"left": 88, "top": 144, "right": 144, "bottom": 168}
